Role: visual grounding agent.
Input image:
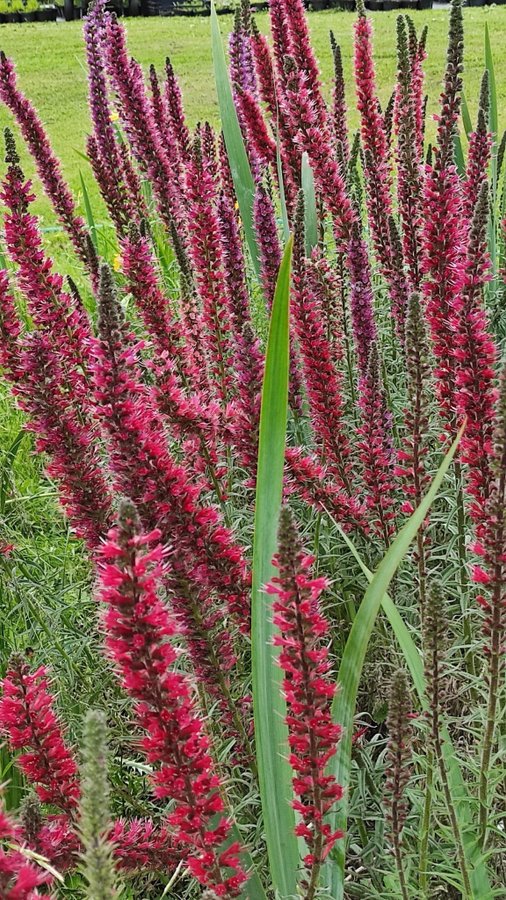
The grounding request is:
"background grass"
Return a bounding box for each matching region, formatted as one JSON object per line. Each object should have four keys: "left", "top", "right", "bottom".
{"left": 0, "top": 7, "right": 505, "bottom": 225}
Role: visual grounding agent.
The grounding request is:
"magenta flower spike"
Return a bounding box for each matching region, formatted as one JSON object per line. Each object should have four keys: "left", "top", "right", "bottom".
{"left": 453, "top": 183, "right": 497, "bottom": 522}
{"left": 269, "top": 508, "right": 343, "bottom": 896}
{"left": 0, "top": 658, "right": 80, "bottom": 812}
{"left": 84, "top": 0, "right": 139, "bottom": 235}
{"left": 185, "top": 135, "right": 237, "bottom": 406}
{"left": 358, "top": 344, "right": 398, "bottom": 545}
{"left": 0, "top": 54, "right": 96, "bottom": 280}
{"left": 98, "top": 501, "right": 247, "bottom": 898}
{"left": 292, "top": 199, "right": 352, "bottom": 491}
{"left": 0, "top": 803, "right": 53, "bottom": 898}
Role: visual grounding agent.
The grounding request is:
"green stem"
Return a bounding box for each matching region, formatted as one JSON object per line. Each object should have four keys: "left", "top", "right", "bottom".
{"left": 418, "top": 749, "right": 434, "bottom": 897}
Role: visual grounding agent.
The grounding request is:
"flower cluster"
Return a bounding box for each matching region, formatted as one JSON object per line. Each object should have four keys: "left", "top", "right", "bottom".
{"left": 269, "top": 508, "right": 343, "bottom": 891}
{"left": 98, "top": 500, "right": 247, "bottom": 897}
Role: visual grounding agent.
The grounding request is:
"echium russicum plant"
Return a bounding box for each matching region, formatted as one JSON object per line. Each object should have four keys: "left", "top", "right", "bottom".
{"left": 0, "top": 0, "right": 505, "bottom": 895}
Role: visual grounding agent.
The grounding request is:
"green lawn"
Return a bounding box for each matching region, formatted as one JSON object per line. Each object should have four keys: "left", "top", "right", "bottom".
{"left": 0, "top": 7, "right": 505, "bottom": 226}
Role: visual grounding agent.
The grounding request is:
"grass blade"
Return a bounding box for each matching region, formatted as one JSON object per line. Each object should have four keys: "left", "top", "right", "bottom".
{"left": 453, "top": 132, "right": 466, "bottom": 177}
{"left": 324, "top": 424, "right": 465, "bottom": 900}
{"left": 462, "top": 90, "right": 473, "bottom": 140}
{"left": 210, "top": 0, "right": 260, "bottom": 276}
{"left": 79, "top": 171, "right": 98, "bottom": 254}
{"left": 277, "top": 133, "right": 290, "bottom": 243}
{"left": 485, "top": 25, "right": 498, "bottom": 144}
{"left": 333, "top": 527, "right": 493, "bottom": 899}
{"left": 251, "top": 237, "right": 299, "bottom": 899}
{"left": 301, "top": 152, "right": 318, "bottom": 254}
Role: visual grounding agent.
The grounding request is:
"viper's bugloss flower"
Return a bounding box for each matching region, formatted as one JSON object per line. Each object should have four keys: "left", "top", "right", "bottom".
{"left": 358, "top": 345, "right": 397, "bottom": 544}
{"left": 269, "top": 508, "right": 343, "bottom": 887}
{"left": 98, "top": 501, "right": 247, "bottom": 898}
{"left": 0, "top": 53, "right": 94, "bottom": 276}
{"left": 463, "top": 72, "right": 492, "bottom": 223}
{"left": 0, "top": 658, "right": 80, "bottom": 811}
{"left": 453, "top": 183, "right": 497, "bottom": 522}
{"left": 292, "top": 199, "right": 351, "bottom": 490}
{"left": 185, "top": 136, "right": 236, "bottom": 405}
{"left": 0, "top": 801, "right": 52, "bottom": 898}
{"left": 354, "top": 2, "right": 393, "bottom": 274}
{"left": 84, "top": 0, "right": 138, "bottom": 235}
{"left": 2, "top": 130, "right": 93, "bottom": 409}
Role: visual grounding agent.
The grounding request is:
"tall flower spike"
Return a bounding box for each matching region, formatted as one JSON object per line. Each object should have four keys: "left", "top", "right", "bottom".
{"left": 292, "top": 196, "right": 352, "bottom": 492}
{"left": 395, "top": 16, "right": 425, "bottom": 290}
{"left": 0, "top": 52, "right": 97, "bottom": 278}
{"left": 358, "top": 344, "right": 398, "bottom": 545}
{"left": 385, "top": 670, "right": 413, "bottom": 900}
{"left": 2, "top": 129, "right": 94, "bottom": 408}
{"left": 164, "top": 56, "right": 191, "bottom": 165}
{"left": 79, "top": 710, "right": 120, "bottom": 899}
{"left": 84, "top": 0, "right": 138, "bottom": 236}
{"left": 185, "top": 135, "right": 237, "bottom": 405}
{"left": 282, "top": 56, "right": 377, "bottom": 374}
{"left": 395, "top": 292, "right": 432, "bottom": 611}
{"left": 98, "top": 500, "right": 247, "bottom": 898}
{"left": 105, "top": 15, "right": 190, "bottom": 274}
{"left": 0, "top": 799, "right": 53, "bottom": 898}
{"left": 330, "top": 34, "right": 350, "bottom": 162}
{"left": 453, "top": 181, "right": 497, "bottom": 523}
{"left": 422, "top": 0, "right": 465, "bottom": 419}
{"left": 354, "top": 0, "right": 394, "bottom": 276}
{"left": 279, "top": 0, "right": 325, "bottom": 117}
{"left": 463, "top": 71, "right": 492, "bottom": 224}
{"left": 92, "top": 266, "right": 251, "bottom": 733}
{"left": 475, "top": 363, "right": 506, "bottom": 841}
{"left": 0, "top": 657, "right": 81, "bottom": 812}
{"left": 269, "top": 508, "right": 343, "bottom": 899}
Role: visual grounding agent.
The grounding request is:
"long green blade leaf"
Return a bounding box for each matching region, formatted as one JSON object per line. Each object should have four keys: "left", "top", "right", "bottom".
{"left": 210, "top": 0, "right": 260, "bottom": 276}
{"left": 461, "top": 90, "right": 473, "bottom": 140}
{"left": 79, "top": 171, "right": 98, "bottom": 253}
{"left": 251, "top": 237, "right": 298, "bottom": 899}
{"left": 301, "top": 152, "right": 318, "bottom": 254}
{"left": 324, "top": 424, "right": 464, "bottom": 899}
{"left": 334, "top": 527, "right": 493, "bottom": 899}
{"left": 485, "top": 24, "right": 498, "bottom": 143}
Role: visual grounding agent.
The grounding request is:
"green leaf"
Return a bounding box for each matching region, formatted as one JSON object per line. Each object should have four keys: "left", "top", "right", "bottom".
{"left": 251, "top": 237, "right": 299, "bottom": 899}
{"left": 277, "top": 133, "right": 290, "bottom": 243}
{"left": 323, "top": 424, "right": 465, "bottom": 900}
{"left": 333, "top": 527, "right": 493, "bottom": 900}
{"left": 453, "top": 132, "right": 466, "bottom": 177}
{"left": 301, "top": 152, "right": 318, "bottom": 255}
{"left": 461, "top": 90, "right": 473, "bottom": 140}
{"left": 79, "top": 171, "right": 98, "bottom": 254}
{"left": 210, "top": 0, "right": 260, "bottom": 276}
{"left": 485, "top": 25, "right": 498, "bottom": 142}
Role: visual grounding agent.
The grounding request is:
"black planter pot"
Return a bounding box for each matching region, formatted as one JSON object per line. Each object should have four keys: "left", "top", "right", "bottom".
{"left": 466, "top": 0, "right": 484, "bottom": 6}
{"left": 382, "top": 1, "right": 395, "bottom": 9}
{"left": 36, "top": 4, "right": 57, "bottom": 17}
{"left": 417, "top": 0, "right": 433, "bottom": 9}
{"left": 4, "top": 11, "right": 22, "bottom": 19}
{"left": 365, "top": 0, "right": 383, "bottom": 9}
{"left": 22, "top": 10, "right": 37, "bottom": 19}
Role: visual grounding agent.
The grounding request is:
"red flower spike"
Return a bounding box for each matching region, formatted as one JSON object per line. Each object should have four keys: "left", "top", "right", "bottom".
{"left": 98, "top": 501, "right": 247, "bottom": 898}
{"left": 269, "top": 508, "right": 344, "bottom": 893}
{"left": 0, "top": 658, "right": 80, "bottom": 812}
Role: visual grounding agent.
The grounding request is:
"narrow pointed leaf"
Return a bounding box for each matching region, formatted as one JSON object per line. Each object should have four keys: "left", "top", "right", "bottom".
{"left": 485, "top": 25, "right": 498, "bottom": 142}
{"left": 301, "top": 152, "right": 318, "bottom": 254}
{"left": 251, "top": 237, "right": 298, "bottom": 900}
{"left": 324, "top": 424, "right": 465, "bottom": 899}
{"left": 462, "top": 90, "right": 473, "bottom": 140}
{"left": 277, "top": 134, "right": 290, "bottom": 242}
{"left": 210, "top": 0, "right": 260, "bottom": 275}
{"left": 79, "top": 171, "right": 98, "bottom": 253}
